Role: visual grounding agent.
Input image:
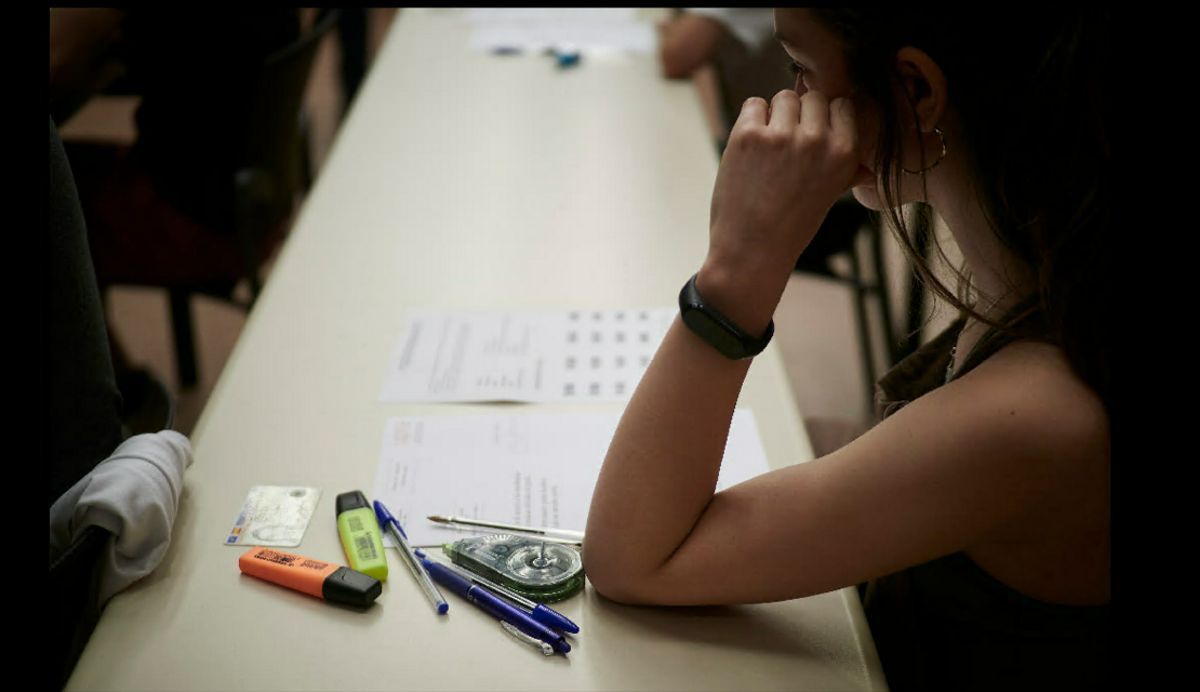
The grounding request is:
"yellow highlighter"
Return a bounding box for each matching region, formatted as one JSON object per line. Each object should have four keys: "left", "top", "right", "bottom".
{"left": 335, "top": 491, "right": 389, "bottom": 581}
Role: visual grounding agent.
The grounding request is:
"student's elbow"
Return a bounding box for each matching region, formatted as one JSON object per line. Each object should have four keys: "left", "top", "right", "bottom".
{"left": 587, "top": 571, "right": 659, "bottom": 605}
{"left": 657, "top": 48, "right": 700, "bottom": 79}
{"left": 658, "top": 48, "right": 697, "bottom": 80}
{"left": 582, "top": 548, "right": 660, "bottom": 605}
{"left": 659, "top": 16, "right": 727, "bottom": 79}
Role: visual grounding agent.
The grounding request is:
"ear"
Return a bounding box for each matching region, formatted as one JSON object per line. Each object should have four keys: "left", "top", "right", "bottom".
{"left": 893, "top": 46, "right": 947, "bottom": 132}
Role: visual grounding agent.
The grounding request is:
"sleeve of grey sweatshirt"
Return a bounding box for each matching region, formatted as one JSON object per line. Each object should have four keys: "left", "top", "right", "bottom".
{"left": 49, "top": 430, "right": 194, "bottom": 605}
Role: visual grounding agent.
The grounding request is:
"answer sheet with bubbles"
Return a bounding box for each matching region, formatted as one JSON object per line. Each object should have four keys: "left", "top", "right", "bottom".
{"left": 379, "top": 308, "right": 674, "bottom": 403}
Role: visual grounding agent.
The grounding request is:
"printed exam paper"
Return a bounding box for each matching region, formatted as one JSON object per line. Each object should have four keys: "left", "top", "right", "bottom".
{"left": 373, "top": 410, "right": 772, "bottom": 548}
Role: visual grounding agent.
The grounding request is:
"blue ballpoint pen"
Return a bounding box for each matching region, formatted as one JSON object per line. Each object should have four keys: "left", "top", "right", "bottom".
{"left": 373, "top": 500, "right": 449, "bottom": 615}
{"left": 420, "top": 558, "right": 571, "bottom": 655}
{"left": 433, "top": 557, "right": 580, "bottom": 634}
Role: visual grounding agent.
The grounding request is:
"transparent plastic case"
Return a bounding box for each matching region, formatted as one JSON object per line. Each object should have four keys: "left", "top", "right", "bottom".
{"left": 443, "top": 534, "right": 585, "bottom": 602}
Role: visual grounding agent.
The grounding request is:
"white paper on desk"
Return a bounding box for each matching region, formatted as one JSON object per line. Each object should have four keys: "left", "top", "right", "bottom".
{"left": 373, "top": 409, "right": 771, "bottom": 548}
{"left": 463, "top": 8, "right": 655, "bottom": 55}
{"left": 379, "top": 308, "right": 674, "bottom": 403}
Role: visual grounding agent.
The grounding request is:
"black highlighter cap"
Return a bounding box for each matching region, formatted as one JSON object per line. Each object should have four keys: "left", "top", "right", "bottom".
{"left": 335, "top": 490, "right": 370, "bottom": 516}
{"left": 323, "top": 566, "right": 382, "bottom": 607}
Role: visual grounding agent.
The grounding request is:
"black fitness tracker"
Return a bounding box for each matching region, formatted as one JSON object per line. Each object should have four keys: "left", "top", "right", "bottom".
{"left": 678, "top": 273, "right": 774, "bottom": 360}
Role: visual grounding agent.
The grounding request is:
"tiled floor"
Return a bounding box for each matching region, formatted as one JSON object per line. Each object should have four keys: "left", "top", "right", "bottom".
{"left": 58, "top": 10, "right": 958, "bottom": 456}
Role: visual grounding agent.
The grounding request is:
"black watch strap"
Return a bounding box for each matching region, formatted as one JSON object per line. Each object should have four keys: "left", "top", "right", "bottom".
{"left": 678, "top": 273, "right": 773, "bottom": 360}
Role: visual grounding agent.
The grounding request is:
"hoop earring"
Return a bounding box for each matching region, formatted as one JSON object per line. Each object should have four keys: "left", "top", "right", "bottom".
{"left": 901, "top": 127, "right": 947, "bottom": 175}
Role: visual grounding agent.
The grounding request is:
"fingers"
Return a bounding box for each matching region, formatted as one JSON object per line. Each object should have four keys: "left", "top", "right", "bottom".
{"left": 732, "top": 96, "right": 769, "bottom": 132}
{"left": 798, "top": 93, "right": 859, "bottom": 167}
{"left": 737, "top": 90, "right": 850, "bottom": 138}
{"left": 731, "top": 90, "right": 858, "bottom": 168}
{"left": 768, "top": 89, "right": 800, "bottom": 134}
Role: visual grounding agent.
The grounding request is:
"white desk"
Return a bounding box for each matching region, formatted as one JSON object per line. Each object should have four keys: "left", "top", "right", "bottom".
{"left": 67, "top": 10, "right": 886, "bottom": 691}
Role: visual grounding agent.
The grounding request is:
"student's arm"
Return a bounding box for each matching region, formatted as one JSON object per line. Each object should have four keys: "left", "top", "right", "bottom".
{"left": 658, "top": 13, "right": 729, "bottom": 79}
{"left": 586, "top": 330, "right": 1107, "bottom": 605}
{"left": 582, "top": 90, "right": 1109, "bottom": 605}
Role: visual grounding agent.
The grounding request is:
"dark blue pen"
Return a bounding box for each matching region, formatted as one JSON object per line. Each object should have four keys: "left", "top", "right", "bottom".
{"left": 420, "top": 558, "right": 571, "bottom": 654}
{"left": 434, "top": 558, "right": 580, "bottom": 634}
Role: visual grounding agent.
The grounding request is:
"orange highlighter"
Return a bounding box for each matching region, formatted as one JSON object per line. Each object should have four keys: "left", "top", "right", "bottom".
{"left": 239, "top": 547, "right": 382, "bottom": 607}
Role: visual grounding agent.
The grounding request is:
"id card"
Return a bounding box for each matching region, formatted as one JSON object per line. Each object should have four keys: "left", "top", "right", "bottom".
{"left": 224, "top": 486, "right": 321, "bottom": 547}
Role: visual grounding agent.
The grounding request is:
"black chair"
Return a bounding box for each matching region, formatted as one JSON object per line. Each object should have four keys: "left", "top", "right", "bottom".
{"left": 78, "top": 9, "right": 340, "bottom": 388}
{"left": 166, "top": 8, "right": 340, "bottom": 387}
{"left": 337, "top": 8, "right": 369, "bottom": 108}
{"left": 794, "top": 197, "right": 903, "bottom": 418}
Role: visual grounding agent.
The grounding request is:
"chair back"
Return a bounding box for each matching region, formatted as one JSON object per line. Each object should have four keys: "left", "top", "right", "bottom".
{"left": 233, "top": 8, "right": 340, "bottom": 229}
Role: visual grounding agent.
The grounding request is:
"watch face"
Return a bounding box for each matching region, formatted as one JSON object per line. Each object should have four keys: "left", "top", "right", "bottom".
{"left": 681, "top": 308, "right": 744, "bottom": 359}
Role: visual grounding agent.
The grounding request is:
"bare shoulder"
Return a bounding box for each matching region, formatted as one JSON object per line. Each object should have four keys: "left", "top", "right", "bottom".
{"left": 949, "top": 340, "right": 1110, "bottom": 526}
{"left": 961, "top": 340, "right": 1109, "bottom": 455}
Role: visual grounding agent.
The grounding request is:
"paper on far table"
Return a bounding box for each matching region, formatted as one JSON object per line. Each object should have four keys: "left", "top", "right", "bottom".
{"left": 372, "top": 409, "right": 771, "bottom": 548}
{"left": 465, "top": 9, "right": 638, "bottom": 23}
{"left": 463, "top": 8, "right": 656, "bottom": 55}
{"left": 379, "top": 308, "right": 674, "bottom": 403}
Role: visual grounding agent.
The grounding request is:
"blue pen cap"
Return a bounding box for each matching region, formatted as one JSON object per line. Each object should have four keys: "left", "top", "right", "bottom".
{"left": 373, "top": 500, "right": 408, "bottom": 539}
{"left": 532, "top": 604, "right": 580, "bottom": 635}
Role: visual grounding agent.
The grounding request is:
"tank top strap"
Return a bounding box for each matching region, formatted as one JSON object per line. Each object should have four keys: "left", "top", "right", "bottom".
{"left": 949, "top": 296, "right": 1046, "bottom": 384}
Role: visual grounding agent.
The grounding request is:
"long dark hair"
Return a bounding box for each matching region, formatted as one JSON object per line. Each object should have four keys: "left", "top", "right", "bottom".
{"left": 812, "top": 9, "right": 1112, "bottom": 409}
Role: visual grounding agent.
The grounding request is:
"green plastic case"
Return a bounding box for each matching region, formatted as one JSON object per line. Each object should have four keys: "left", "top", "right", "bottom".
{"left": 443, "top": 534, "right": 585, "bottom": 602}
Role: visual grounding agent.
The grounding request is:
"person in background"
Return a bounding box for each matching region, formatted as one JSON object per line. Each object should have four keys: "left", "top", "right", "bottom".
{"left": 657, "top": 8, "right": 789, "bottom": 149}
{"left": 587, "top": 8, "right": 1110, "bottom": 690}
{"left": 49, "top": 8, "right": 301, "bottom": 410}
{"left": 657, "top": 8, "right": 774, "bottom": 79}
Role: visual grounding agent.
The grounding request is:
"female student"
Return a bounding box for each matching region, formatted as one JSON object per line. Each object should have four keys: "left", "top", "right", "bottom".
{"left": 585, "top": 8, "right": 1110, "bottom": 690}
